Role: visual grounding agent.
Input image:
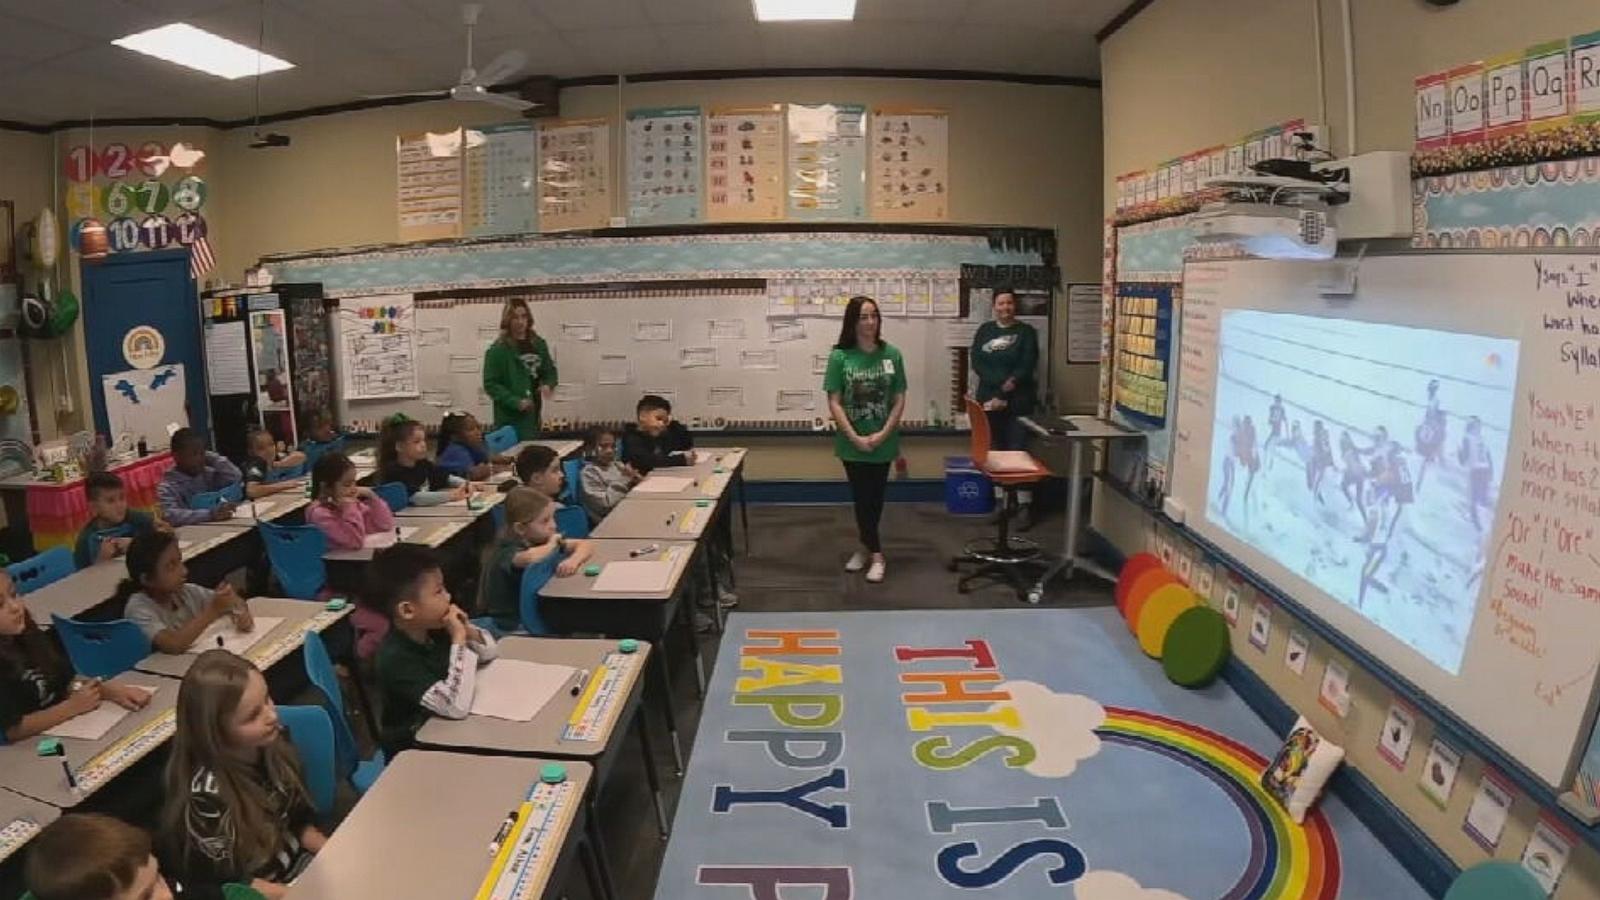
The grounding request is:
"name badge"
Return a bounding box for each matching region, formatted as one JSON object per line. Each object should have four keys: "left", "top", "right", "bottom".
{"left": 883, "top": 358, "right": 895, "bottom": 375}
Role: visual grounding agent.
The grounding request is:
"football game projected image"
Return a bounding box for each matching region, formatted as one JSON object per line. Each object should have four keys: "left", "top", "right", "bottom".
{"left": 1206, "top": 311, "right": 1520, "bottom": 673}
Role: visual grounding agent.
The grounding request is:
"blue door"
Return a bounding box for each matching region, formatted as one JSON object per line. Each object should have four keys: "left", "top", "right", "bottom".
{"left": 79, "top": 249, "right": 209, "bottom": 441}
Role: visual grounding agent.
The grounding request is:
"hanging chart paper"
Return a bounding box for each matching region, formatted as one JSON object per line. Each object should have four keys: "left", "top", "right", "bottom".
{"left": 787, "top": 103, "right": 867, "bottom": 219}
{"left": 1067, "top": 283, "right": 1104, "bottom": 363}
{"left": 538, "top": 119, "right": 611, "bottom": 231}
{"left": 706, "top": 105, "right": 785, "bottom": 222}
{"left": 203, "top": 321, "right": 250, "bottom": 395}
{"left": 340, "top": 295, "right": 418, "bottom": 399}
{"left": 396, "top": 129, "right": 463, "bottom": 241}
{"left": 871, "top": 109, "right": 948, "bottom": 221}
{"left": 626, "top": 107, "right": 701, "bottom": 225}
{"left": 463, "top": 121, "right": 536, "bottom": 237}
{"left": 103, "top": 364, "right": 189, "bottom": 452}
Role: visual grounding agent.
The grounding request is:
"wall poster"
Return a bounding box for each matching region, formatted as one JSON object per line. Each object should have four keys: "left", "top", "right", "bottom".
{"left": 787, "top": 102, "right": 867, "bottom": 219}
{"left": 706, "top": 105, "right": 785, "bottom": 222}
{"left": 626, "top": 106, "right": 702, "bottom": 225}
{"left": 537, "top": 119, "right": 612, "bottom": 231}
{"left": 871, "top": 108, "right": 949, "bottom": 221}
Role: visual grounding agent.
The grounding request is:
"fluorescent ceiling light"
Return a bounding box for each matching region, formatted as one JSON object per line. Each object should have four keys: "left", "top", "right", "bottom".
{"left": 111, "top": 23, "right": 294, "bottom": 80}
{"left": 753, "top": 0, "right": 856, "bottom": 22}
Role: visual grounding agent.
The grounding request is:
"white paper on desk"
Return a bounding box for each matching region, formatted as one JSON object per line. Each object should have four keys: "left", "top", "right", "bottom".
{"left": 45, "top": 686, "right": 156, "bottom": 740}
{"left": 185, "top": 617, "right": 285, "bottom": 656}
{"left": 363, "top": 528, "right": 418, "bottom": 549}
{"left": 634, "top": 476, "right": 693, "bottom": 494}
{"left": 470, "top": 659, "right": 576, "bottom": 722}
{"left": 592, "top": 560, "right": 675, "bottom": 593}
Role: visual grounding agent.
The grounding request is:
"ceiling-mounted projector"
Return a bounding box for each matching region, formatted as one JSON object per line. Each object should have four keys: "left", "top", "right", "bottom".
{"left": 1191, "top": 201, "right": 1337, "bottom": 260}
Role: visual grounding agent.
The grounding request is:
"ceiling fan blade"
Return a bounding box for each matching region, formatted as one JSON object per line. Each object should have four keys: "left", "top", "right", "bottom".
{"left": 474, "top": 49, "right": 527, "bottom": 87}
{"left": 360, "top": 90, "right": 449, "bottom": 101}
{"left": 471, "top": 90, "right": 535, "bottom": 112}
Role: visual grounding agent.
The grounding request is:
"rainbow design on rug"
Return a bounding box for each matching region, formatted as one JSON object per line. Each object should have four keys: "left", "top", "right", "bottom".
{"left": 1099, "top": 707, "right": 1341, "bottom": 900}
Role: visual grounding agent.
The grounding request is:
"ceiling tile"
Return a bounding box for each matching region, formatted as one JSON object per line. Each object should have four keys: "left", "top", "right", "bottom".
{"left": 757, "top": 22, "right": 855, "bottom": 68}
{"left": 656, "top": 23, "right": 765, "bottom": 70}
{"left": 855, "top": 0, "right": 972, "bottom": 23}
{"left": 0, "top": 0, "right": 159, "bottom": 40}
{"left": 640, "top": 0, "right": 751, "bottom": 26}
{"left": 539, "top": 0, "right": 651, "bottom": 32}
{"left": 123, "top": 0, "right": 258, "bottom": 18}
{"left": 0, "top": 16, "right": 97, "bottom": 65}
{"left": 562, "top": 26, "right": 669, "bottom": 74}
{"left": 964, "top": 0, "right": 1125, "bottom": 30}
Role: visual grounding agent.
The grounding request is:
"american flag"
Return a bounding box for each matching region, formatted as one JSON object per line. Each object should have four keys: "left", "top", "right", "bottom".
{"left": 189, "top": 235, "right": 216, "bottom": 281}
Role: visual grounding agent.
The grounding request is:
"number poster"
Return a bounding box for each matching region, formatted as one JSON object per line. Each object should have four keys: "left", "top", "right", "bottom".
{"left": 62, "top": 139, "right": 210, "bottom": 257}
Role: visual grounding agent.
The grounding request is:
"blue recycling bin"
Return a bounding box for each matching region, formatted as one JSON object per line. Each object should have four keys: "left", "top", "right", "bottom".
{"left": 944, "top": 456, "right": 994, "bottom": 515}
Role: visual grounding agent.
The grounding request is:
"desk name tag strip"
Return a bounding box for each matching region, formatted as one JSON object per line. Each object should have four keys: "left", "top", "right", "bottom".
{"left": 0, "top": 817, "right": 43, "bottom": 863}
{"left": 77, "top": 709, "right": 176, "bottom": 793}
{"left": 474, "top": 779, "right": 578, "bottom": 900}
{"left": 562, "top": 651, "right": 643, "bottom": 742}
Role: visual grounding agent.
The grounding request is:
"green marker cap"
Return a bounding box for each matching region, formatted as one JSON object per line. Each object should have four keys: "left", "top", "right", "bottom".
{"left": 583, "top": 564, "right": 602, "bottom": 576}
{"left": 618, "top": 638, "right": 640, "bottom": 654}
{"left": 325, "top": 597, "right": 348, "bottom": 611}
{"left": 36, "top": 737, "right": 62, "bottom": 756}
{"left": 540, "top": 763, "right": 568, "bottom": 784}
{"left": 695, "top": 499, "right": 711, "bottom": 507}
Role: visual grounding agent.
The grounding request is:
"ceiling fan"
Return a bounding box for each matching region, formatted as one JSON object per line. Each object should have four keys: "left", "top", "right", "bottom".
{"left": 370, "top": 3, "right": 536, "bottom": 112}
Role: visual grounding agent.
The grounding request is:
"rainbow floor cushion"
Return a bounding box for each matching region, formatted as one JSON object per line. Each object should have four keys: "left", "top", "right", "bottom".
{"left": 654, "top": 608, "right": 1429, "bottom": 900}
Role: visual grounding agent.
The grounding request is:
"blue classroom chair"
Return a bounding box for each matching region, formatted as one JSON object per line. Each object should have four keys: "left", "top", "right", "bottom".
{"left": 485, "top": 425, "right": 518, "bottom": 456}
{"left": 301, "top": 435, "right": 346, "bottom": 471}
{"left": 277, "top": 705, "right": 337, "bottom": 817}
{"left": 374, "top": 482, "right": 409, "bottom": 514}
{"left": 302, "top": 632, "right": 385, "bottom": 794}
{"left": 7, "top": 547, "right": 76, "bottom": 594}
{"left": 518, "top": 555, "right": 563, "bottom": 636}
{"left": 258, "top": 522, "right": 328, "bottom": 600}
{"left": 561, "top": 458, "right": 581, "bottom": 505}
{"left": 266, "top": 461, "right": 306, "bottom": 483}
{"left": 49, "top": 616, "right": 149, "bottom": 679}
{"left": 191, "top": 482, "right": 244, "bottom": 509}
{"left": 556, "top": 503, "right": 589, "bottom": 538}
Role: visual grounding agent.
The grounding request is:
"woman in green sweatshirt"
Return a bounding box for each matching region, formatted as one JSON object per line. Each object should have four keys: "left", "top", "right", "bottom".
{"left": 482, "top": 298, "right": 558, "bottom": 439}
{"left": 970, "top": 287, "right": 1041, "bottom": 525}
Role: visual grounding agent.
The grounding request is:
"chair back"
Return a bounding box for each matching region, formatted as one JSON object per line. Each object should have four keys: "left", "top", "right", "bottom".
{"left": 190, "top": 481, "right": 244, "bottom": 510}
{"left": 49, "top": 616, "right": 150, "bottom": 678}
{"left": 561, "top": 458, "right": 582, "bottom": 505}
{"left": 7, "top": 547, "right": 76, "bottom": 594}
{"left": 258, "top": 522, "right": 328, "bottom": 600}
{"left": 302, "top": 436, "right": 346, "bottom": 471}
{"left": 964, "top": 396, "right": 992, "bottom": 468}
{"left": 266, "top": 462, "right": 305, "bottom": 483}
{"left": 277, "top": 705, "right": 337, "bottom": 817}
{"left": 555, "top": 503, "right": 590, "bottom": 538}
{"left": 301, "top": 631, "right": 361, "bottom": 778}
{"left": 375, "top": 482, "right": 409, "bottom": 513}
{"left": 518, "top": 555, "right": 561, "bottom": 635}
{"left": 485, "top": 425, "right": 518, "bottom": 456}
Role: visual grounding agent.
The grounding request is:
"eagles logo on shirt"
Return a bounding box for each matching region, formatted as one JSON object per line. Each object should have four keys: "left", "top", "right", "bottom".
{"left": 981, "top": 334, "right": 1018, "bottom": 354}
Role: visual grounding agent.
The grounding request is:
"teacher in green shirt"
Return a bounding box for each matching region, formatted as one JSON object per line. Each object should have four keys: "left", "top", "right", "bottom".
{"left": 971, "top": 287, "right": 1040, "bottom": 527}
{"left": 824, "top": 295, "right": 907, "bottom": 585}
{"left": 482, "top": 298, "right": 558, "bottom": 440}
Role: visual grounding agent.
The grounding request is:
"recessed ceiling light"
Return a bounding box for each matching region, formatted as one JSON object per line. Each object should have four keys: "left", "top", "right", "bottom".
{"left": 752, "top": 0, "right": 857, "bottom": 22}
{"left": 111, "top": 23, "right": 294, "bottom": 80}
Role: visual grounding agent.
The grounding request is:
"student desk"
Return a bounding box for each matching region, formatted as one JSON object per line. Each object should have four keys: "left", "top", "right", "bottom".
{"left": 604, "top": 484, "right": 734, "bottom": 629}
{"left": 415, "top": 637, "right": 665, "bottom": 894}
{"left": 686, "top": 446, "right": 749, "bottom": 550}
{"left": 285, "top": 751, "right": 597, "bottom": 900}
{"left": 393, "top": 491, "right": 505, "bottom": 519}
{"left": 539, "top": 540, "right": 703, "bottom": 774}
{"left": 591, "top": 498, "right": 712, "bottom": 542}
{"left": 21, "top": 561, "right": 128, "bottom": 625}
{"left": 176, "top": 521, "right": 253, "bottom": 560}
{"left": 192, "top": 494, "right": 310, "bottom": 525}
{"left": 0, "top": 672, "right": 180, "bottom": 809}
{"left": 509, "top": 439, "right": 584, "bottom": 459}
{"left": 131, "top": 598, "right": 352, "bottom": 679}
{"left": 0, "top": 787, "right": 58, "bottom": 864}
{"left": 174, "top": 520, "right": 266, "bottom": 591}
{"left": 322, "top": 520, "right": 469, "bottom": 562}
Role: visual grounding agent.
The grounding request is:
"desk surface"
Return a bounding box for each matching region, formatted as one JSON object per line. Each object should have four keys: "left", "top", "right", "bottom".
{"left": 395, "top": 491, "right": 505, "bottom": 519}
{"left": 324, "top": 520, "right": 468, "bottom": 561}
{"left": 538, "top": 539, "right": 694, "bottom": 602}
{"left": 591, "top": 498, "right": 711, "bottom": 541}
{"left": 176, "top": 522, "right": 254, "bottom": 560}
{"left": 1029, "top": 415, "right": 1145, "bottom": 441}
{"left": 626, "top": 467, "right": 735, "bottom": 501}
{"left": 22, "top": 562, "right": 126, "bottom": 624}
{"left": 0, "top": 787, "right": 59, "bottom": 864}
{"left": 132, "top": 598, "right": 349, "bottom": 679}
{"left": 509, "top": 439, "right": 584, "bottom": 460}
{"left": 285, "top": 751, "right": 591, "bottom": 900}
{"left": 0, "top": 673, "right": 180, "bottom": 808}
{"left": 185, "top": 495, "right": 309, "bottom": 526}
{"left": 416, "top": 637, "right": 648, "bottom": 757}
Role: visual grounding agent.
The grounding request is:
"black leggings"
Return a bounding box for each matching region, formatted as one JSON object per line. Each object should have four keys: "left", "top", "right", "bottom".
{"left": 843, "top": 460, "right": 891, "bottom": 553}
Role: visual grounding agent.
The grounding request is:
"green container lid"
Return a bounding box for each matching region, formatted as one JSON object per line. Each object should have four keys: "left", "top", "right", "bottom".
{"left": 540, "top": 763, "right": 567, "bottom": 784}
{"left": 583, "top": 564, "right": 602, "bottom": 576}
{"left": 618, "top": 638, "right": 640, "bottom": 654}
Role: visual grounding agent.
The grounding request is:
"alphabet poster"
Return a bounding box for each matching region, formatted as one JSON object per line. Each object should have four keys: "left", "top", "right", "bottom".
{"left": 706, "top": 105, "right": 785, "bottom": 222}
{"left": 537, "top": 119, "right": 612, "bottom": 232}
{"left": 870, "top": 108, "right": 948, "bottom": 221}
{"left": 626, "top": 107, "right": 702, "bottom": 226}
{"left": 397, "top": 129, "right": 464, "bottom": 241}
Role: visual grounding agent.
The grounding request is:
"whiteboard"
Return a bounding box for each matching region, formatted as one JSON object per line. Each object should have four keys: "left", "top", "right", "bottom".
{"left": 1169, "top": 254, "right": 1600, "bottom": 785}
{"left": 331, "top": 289, "right": 1009, "bottom": 431}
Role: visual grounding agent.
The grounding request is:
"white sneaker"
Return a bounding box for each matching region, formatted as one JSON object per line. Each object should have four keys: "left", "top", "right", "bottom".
{"left": 844, "top": 551, "right": 868, "bottom": 572}
{"left": 866, "top": 558, "right": 886, "bottom": 583}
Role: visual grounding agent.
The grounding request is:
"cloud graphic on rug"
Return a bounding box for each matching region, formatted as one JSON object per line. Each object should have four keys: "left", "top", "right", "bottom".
{"left": 1073, "top": 870, "right": 1190, "bottom": 900}
{"left": 990, "top": 680, "right": 1105, "bottom": 778}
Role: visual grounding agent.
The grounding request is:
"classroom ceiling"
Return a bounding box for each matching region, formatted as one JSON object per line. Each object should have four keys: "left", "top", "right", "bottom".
{"left": 0, "top": 0, "right": 1114, "bottom": 126}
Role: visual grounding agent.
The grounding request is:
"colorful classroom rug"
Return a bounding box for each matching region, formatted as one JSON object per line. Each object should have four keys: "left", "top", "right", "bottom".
{"left": 654, "top": 608, "right": 1429, "bottom": 900}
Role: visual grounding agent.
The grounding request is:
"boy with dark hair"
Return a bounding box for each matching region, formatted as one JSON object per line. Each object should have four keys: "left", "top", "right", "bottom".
{"left": 369, "top": 544, "right": 498, "bottom": 758}
{"left": 240, "top": 427, "right": 306, "bottom": 500}
{"left": 23, "top": 812, "right": 269, "bottom": 900}
{"left": 156, "top": 429, "right": 241, "bottom": 526}
{"left": 622, "top": 394, "right": 696, "bottom": 474}
{"left": 74, "top": 472, "right": 168, "bottom": 567}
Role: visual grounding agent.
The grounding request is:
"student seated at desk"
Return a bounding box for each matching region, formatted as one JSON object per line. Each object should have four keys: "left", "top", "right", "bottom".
{"left": 370, "top": 544, "right": 498, "bottom": 758}
{"left": 240, "top": 427, "right": 306, "bottom": 501}
{"left": 580, "top": 425, "right": 640, "bottom": 523}
{"left": 622, "top": 394, "right": 697, "bottom": 474}
{"left": 163, "top": 651, "right": 324, "bottom": 900}
{"left": 119, "top": 531, "right": 254, "bottom": 655}
{"left": 75, "top": 471, "right": 170, "bottom": 568}
{"left": 436, "top": 411, "right": 509, "bottom": 482}
{"left": 0, "top": 570, "right": 150, "bottom": 743}
{"left": 158, "top": 429, "right": 242, "bottom": 526}
{"left": 24, "top": 812, "right": 269, "bottom": 900}
{"left": 479, "top": 488, "right": 593, "bottom": 633}
{"left": 375, "top": 418, "right": 469, "bottom": 507}
{"left": 306, "top": 451, "right": 394, "bottom": 551}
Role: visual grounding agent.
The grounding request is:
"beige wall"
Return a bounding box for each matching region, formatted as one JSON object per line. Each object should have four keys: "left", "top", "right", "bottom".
{"left": 214, "top": 78, "right": 1104, "bottom": 411}
{"left": 1099, "top": 2, "right": 1600, "bottom": 895}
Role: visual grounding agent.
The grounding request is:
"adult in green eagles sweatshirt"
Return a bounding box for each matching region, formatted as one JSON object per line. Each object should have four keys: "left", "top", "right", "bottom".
{"left": 970, "top": 287, "right": 1040, "bottom": 451}
{"left": 482, "top": 298, "right": 558, "bottom": 439}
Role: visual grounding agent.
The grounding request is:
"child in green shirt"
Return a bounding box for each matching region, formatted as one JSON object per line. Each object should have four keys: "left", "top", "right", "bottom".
{"left": 74, "top": 471, "right": 168, "bottom": 568}
{"left": 478, "top": 487, "right": 593, "bottom": 633}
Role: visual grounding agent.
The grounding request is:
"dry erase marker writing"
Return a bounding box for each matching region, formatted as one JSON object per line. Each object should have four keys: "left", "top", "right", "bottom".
{"left": 570, "top": 669, "right": 590, "bottom": 696}
{"left": 487, "top": 808, "right": 520, "bottom": 854}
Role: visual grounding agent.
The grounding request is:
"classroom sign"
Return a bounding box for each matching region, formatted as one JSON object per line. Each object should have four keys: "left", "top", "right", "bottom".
{"left": 656, "top": 610, "right": 1345, "bottom": 899}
